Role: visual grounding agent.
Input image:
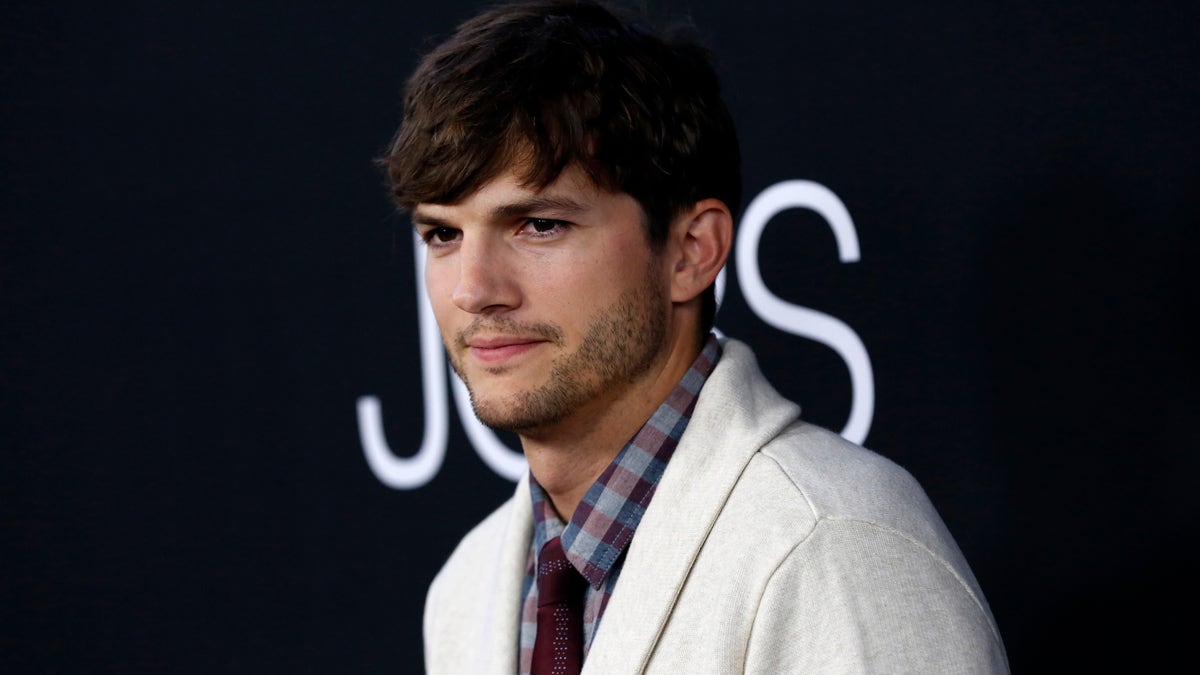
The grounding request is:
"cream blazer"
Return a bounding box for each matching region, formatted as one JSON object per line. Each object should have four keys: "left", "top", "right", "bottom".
{"left": 423, "top": 339, "right": 1009, "bottom": 674}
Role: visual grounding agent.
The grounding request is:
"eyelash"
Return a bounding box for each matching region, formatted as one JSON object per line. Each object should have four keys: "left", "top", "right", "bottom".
{"left": 521, "top": 218, "right": 568, "bottom": 237}
{"left": 417, "top": 218, "right": 570, "bottom": 247}
{"left": 420, "top": 227, "right": 459, "bottom": 246}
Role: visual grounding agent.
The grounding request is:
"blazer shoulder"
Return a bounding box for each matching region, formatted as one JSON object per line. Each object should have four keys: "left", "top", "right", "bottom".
{"left": 755, "top": 421, "right": 965, "bottom": 565}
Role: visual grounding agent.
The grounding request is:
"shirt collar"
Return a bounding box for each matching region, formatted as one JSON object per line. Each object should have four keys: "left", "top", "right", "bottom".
{"left": 529, "top": 334, "right": 722, "bottom": 589}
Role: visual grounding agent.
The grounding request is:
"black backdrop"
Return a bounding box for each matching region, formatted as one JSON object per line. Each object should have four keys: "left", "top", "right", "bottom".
{"left": 4, "top": 1, "right": 1197, "bottom": 672}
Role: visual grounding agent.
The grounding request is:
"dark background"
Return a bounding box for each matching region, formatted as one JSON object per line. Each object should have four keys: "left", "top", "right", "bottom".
{"left": 4, "top": 0, "right": 1197, "bottom": 672}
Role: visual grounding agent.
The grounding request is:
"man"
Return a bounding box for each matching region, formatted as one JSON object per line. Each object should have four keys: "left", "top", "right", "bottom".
{"left": 382, "top": 1, "right": 1009, "bottom": 672}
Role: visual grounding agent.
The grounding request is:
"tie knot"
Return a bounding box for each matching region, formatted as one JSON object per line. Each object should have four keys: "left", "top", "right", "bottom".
{"left": 537, "top": 536, "right": 587, "bottom": 606}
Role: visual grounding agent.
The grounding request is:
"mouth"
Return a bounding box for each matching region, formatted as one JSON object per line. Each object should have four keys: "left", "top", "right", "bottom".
{"left": 463, "top": 336, "right": 550, "bottom": 365}
{"left": 455, "top": 320, "right": 564, "bottom": 369}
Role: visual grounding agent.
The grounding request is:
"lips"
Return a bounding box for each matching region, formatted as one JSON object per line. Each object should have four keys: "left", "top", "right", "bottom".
{"left": 464, "top": 336, "right": 548, "bottom": 365}
{"left": 455, "top": 321, "right": 564, "bottom": 368}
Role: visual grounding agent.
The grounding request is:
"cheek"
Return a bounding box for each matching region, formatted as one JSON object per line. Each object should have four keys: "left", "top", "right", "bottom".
{"left": 599, "top": 237, "right": 660, "bottom": 293}
{"left": 539, "top": 247, "right": 650, "bottom": 322}
{"left": 519, "top": 258, "right": 598, "bottom": 327}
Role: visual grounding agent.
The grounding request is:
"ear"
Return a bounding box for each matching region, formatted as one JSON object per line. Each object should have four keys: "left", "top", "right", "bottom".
{"left": 667, "top": 198, "right": 734, "bottom": 303}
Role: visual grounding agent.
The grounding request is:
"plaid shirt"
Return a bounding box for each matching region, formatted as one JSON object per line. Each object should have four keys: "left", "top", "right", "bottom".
{"left": 517, "top": 335, "right": 722, "bottom": 674}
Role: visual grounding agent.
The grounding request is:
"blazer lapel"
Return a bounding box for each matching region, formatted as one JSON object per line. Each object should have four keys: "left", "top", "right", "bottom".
{"left": 581, "top": 339, "right": 800, "bottom": 673}
{"left": 479, "top": 473, "right": 533, "bottom": 674}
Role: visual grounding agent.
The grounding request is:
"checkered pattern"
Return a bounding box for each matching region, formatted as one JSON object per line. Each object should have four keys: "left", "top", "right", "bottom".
{"left": 518, "top": 335, "right": 722, "bottom": 674}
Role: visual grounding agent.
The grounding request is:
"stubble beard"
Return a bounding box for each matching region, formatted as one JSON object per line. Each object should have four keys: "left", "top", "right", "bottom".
{"left": 447, "top": 272, "right": 668, "bottom": 434}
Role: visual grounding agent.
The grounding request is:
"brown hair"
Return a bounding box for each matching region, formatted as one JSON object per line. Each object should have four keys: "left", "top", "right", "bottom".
{"left": 382, "top": 0, "right": 741, "bottom": 331}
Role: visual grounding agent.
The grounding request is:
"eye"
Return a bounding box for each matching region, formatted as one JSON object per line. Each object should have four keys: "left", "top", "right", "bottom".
{"left": 421, "top": 226, "right": 460, "bottom": 244}
{"left": 521, "top": 218, "right": 568, "bottom": 236}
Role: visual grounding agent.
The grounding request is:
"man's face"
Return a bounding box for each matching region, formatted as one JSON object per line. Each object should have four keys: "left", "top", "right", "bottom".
{"left": 414, "top": 165, "right": 671, "bottom": 434}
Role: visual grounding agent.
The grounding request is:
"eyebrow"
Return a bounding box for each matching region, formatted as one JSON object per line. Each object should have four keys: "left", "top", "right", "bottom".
{"left": 488, "top": 195, "right": 589, "bottom": 221}
{"left": 410, "top": 211, "right": 450, "bottom": 229}
{"left": 411, "top": 195, "right": 590, "bottom": 230}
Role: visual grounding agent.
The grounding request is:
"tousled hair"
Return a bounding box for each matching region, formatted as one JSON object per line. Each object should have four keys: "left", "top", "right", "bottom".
{"left": 382, "top": 0, "right": 741, "bottom": 332}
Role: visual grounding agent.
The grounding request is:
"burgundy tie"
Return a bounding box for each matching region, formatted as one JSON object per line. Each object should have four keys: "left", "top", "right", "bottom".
{"left": 531, "top": 536, "right": 587, "bottom": 675}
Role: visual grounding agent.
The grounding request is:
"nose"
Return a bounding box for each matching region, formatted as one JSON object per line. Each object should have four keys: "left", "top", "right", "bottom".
{"left": 451, "top": 237, "right": 519, "bottom": 314}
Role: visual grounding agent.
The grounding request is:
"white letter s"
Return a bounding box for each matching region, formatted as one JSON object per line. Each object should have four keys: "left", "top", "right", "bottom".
{"left": 735, "top": 180, "right": 874, "bottom": 444}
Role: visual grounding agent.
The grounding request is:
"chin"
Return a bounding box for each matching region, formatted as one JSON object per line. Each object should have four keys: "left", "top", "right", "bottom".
{"left": 468, "top": 385, "right": 574, "bottom": 433}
